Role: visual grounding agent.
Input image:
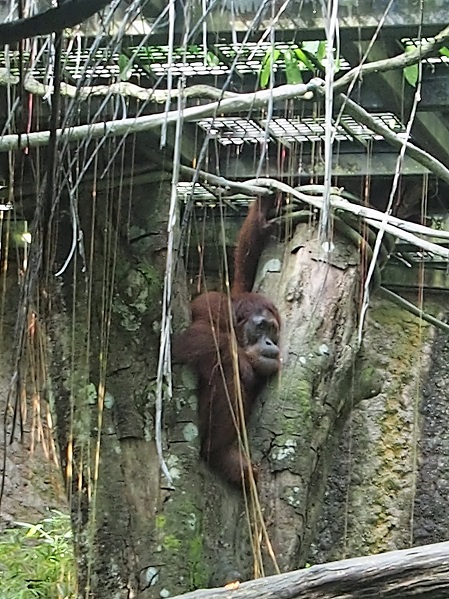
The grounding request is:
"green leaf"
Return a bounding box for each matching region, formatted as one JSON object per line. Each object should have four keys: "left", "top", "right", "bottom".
{"left": 206, "top": 51, "right": 220, "bottom": 66}
{"left": 403, "top": 63, "right": 418, "bottom": 87}
{"left": 283, "top": 49, "right": 294, "bottom": 64}
{"left": 260, "top": 48, "right": 280, "bottom": 88}
{"left": 118, "top": 53, "right": 132, "bottom": 81}
{"left": 302, "top": 41, "right": 320, "bottom": 55}
{"left": 294, "top": 48, "right": 315, "bottom": 71}
{"left": 283, "top": 50, "right": 303, "bottom": 84}
{"left": 439, "top": 46, "right": 449, "bottom": 58}
{"left": 316, "top": 40, "right": 326, "bottom": 62}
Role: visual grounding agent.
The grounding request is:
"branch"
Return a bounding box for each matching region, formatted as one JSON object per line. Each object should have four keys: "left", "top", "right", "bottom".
{"left": 379, "top": 287, "right": 449, "bottom": 335}
{"left": 170, "top": 540, "right": 449, "bottom": 599}
{"left": 4, "top": 74, "right": 447, "bottom": 190}
{"left": 0, "top": 0, "right": 113, "bottom": 46}
{"left": 246, "top": 179, "right": 449, "bottom": 259}
{"left": 334, "top": 94, "right": 449, "bottom": 186}
{"left": 179, "top": 165, "right": 270, "bottom": 197}
{"left": 0, "top": 80, "right": 318, "bottom": 152}
{"left": 335, "top": 22, "right": 449, "bottom": 92}
{"left": 292, "top": 184, "right": 449, "bottom": 241}
{"left": 0, "top": 74, "right": 238, "bottom": 104}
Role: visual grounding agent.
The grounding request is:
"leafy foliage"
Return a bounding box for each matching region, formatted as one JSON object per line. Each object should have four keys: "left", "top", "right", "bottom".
{"left": 0, "top": 512, "right": 76, "bottom": 598}
{"left": 259, "top": 41, "right": 327, "bottom": 88}
{"left": 260, "top": 48, "right": 281, "bottom": 88}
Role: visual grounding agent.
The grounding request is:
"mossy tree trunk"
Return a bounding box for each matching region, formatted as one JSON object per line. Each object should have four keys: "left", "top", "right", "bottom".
{"left": 193, "top": 221, "right": 383, "bottom": 581}
{"left": 253, "top": 222, "right": 383, "bottom": 571}
{"left": 309, "top": 298, "right": 440, "bottom": 563}
{"left": 45, "top": 180, "right": 208, "bottom": 598}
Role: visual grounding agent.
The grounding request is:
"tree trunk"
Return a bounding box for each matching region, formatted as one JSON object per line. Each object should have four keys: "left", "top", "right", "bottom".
{"left": 45, "top": 180, "right": 209, "bottom": 598}
{"left": 309, "top": 295, "right": 438, "bottom": 563}
{"left": 192, "top": 220, "right": 383, "bottom": 582}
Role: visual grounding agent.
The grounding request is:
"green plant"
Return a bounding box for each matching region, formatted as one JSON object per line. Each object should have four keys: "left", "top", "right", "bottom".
{"left": 259, "top": 41, "right": 326, "bottom": 88}
{"left": 403, "top": 44, "right": 419, "bottom": 87}
{"left": 0, "top": 511, "right": 76, "bottom": 598}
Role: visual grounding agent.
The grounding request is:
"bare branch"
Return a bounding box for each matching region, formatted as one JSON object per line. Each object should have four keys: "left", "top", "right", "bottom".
{"left": 333, "top": 94, "right": 449, "bottom": 186}
{"left": 335, "top": 22, "right": 449, "bottom": 92}
{"left": 179, "top": 165, "right": 270, "bottom": 196}
{"left": 246, "top": 179, "right": 449, "bottom": 259}
{"left": 0, "top": 74, "right": 238, "bottom": 104}
{"left": 0, "top": 80, "right": 318, "bottom": 152}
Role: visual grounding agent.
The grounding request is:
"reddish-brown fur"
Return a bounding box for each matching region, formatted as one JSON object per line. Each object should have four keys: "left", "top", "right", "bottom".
{"left": 174, "top": 197, "right": 280, "bottom": 486}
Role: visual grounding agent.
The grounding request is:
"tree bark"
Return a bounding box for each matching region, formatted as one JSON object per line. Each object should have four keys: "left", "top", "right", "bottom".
{"left": 252, "top": 221, "right": 382, "bottom": 572}
{"left": 169, "top": 540, "right": 449, "bottom": 599}
{"left": 192, "top": 220, "right": 383, "bottom": 583}
{"left": 45, "top": 180, "right": 208, "bottom": 598}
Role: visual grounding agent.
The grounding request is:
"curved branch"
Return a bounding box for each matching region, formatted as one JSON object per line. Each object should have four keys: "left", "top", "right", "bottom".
{"left": 335, "top": 22, "right": 449, "bottom": 92}
{"left": 179, "top": 165, "right": 270, "bottom": 197}
{"left": 245, "top": 179, "right": 449, "bottom": 259}
{"left": 0, "top": 75, "right": 239, "bottom": 104}
{"left": 0, "top": 79, "right": 319, "bottom": 152}
{"left": 334, "top": 94, "right": 449, "bottom": 186}
{"left": 0, "top": 0, "right": 113, "bottom": 46}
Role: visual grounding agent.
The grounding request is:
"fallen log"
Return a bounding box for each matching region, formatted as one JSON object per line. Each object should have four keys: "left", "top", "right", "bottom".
{"left": 171, "top": 541, "right": 449, "bottom": 599}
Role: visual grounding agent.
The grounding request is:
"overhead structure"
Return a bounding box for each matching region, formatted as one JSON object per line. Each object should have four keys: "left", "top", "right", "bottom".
{"left": 1, "top": 0, "right": 449, "bottom": 288}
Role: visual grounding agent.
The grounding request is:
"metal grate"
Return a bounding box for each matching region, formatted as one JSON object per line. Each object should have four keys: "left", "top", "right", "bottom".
{"left": 177, "top": 182, "right": 216, "bottom": 202}
{"left": 263, "top": 113, "right": 404, "bottom": 143}
{"left": 0, "top": 50, "right": 39, "bottom": 79}
{"left": 132, "top": 45, "right": 228, "bottom": 77}
{"left": 197, "top": 117, "right": 269, "bottom": 145}
{"left": 0, "top": 40, "right": 352, "bottom": 84}
{"left": 0, "top": 48, "right": 149, "bottom": 83}
{"left": 177, "top": 182, "right": 254, "bottom": 207}
{"left": 128, "top": 40, "right": 351, "bottom": 79}
{"left": 215, "top": 41, "right": 351, "bottom": 75}
{"left": 64, "top": 49, "right": 148, "bottom": 82}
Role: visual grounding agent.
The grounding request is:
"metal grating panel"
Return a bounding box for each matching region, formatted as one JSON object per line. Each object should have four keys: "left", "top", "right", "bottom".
{"left": 0, "top": 50, "right": 39, "bottom": 79}
{"left": 198, "top": 117, "right": 269, "bottom": 145}
{"left": 263, "top": 113, "right": 404, "bottom": 143}
{"left": 0, "top": 49, "right": 149, "bottom": 83}
{"left": 0, "top": 41, "right": 351, "bottom": 84}
{"left": 215, "top": 41, "right": 351, "bottom": 75}
{"left": 177, "top": 182, "right": 254, "bottom": 207}
{"left": 177, "top": 182, "right": 216, "bottom": 201}
{"left": 64, "top": 50, "right": 148, "bottom": 82}
{"left": 133, "top": 45, "right": 228, "bottom": 77}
